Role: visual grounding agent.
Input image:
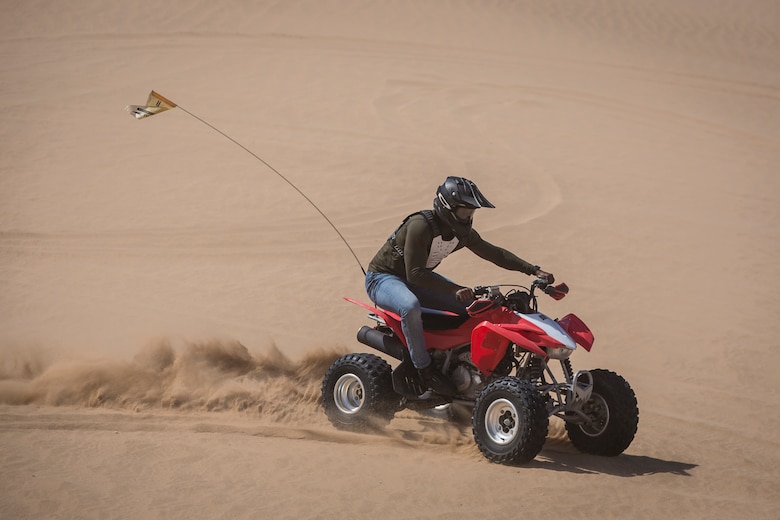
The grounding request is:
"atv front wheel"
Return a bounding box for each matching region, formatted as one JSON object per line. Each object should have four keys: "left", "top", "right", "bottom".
{"left": 472, "top": 377, "right": 549, "bottom": 464}
{"left": 565, "top": 369, "right": 638, "bottom": 456}
{"left": 321, "top": 353, "right": 396, "bottom": 432}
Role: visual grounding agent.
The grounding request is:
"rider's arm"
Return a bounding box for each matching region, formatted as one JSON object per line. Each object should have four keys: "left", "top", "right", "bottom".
{"left": 465, "top": 229, "right": 539, "bottom": 275}
{"left": 403, "top": 218, "right": 462, "bottom": 294}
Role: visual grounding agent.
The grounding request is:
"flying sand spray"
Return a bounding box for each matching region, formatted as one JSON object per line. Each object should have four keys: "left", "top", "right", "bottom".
{"left": 126, "top": 90, "right": 366, "bottom": 275}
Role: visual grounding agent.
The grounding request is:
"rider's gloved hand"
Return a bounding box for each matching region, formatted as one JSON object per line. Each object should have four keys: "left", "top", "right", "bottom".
{"left": 455, "top": 287, "right": 475, "bottom": 302}
{"left": 535, "top": 268, "right": 555, "bottom": 284}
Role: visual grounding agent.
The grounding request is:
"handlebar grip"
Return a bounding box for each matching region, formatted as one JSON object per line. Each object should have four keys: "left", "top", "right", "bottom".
{"left": 473, "top": 285, "right": 501, "bottom": 298}
{"left": 473, "top": 285, "right": 489, "bottom": 297}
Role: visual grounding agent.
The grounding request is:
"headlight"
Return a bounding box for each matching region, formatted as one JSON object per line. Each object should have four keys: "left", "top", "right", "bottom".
{"left": 546, "top": 345, "right": 574, "bottom": 360}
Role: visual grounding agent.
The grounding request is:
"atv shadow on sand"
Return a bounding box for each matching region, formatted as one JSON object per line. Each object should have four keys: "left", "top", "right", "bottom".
{"left": 528, "top": 450, "right": 697, "bottom": 477}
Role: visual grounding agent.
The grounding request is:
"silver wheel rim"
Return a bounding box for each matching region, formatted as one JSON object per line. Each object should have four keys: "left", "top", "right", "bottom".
{"left": 579, "top": 393, "right": 609, "bottom": 437}
{"left": 334, "top": 373, "right": 365, "bottom": 415}
{"left": 485, "top": 398, "right": 519, "bottom": 445}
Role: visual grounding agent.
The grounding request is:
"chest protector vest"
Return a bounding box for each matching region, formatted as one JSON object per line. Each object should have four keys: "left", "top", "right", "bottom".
{"left": 388, "top": 210, "right": 461, "bottom": 269}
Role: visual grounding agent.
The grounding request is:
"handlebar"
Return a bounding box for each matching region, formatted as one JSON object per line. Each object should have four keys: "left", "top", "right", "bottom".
{"left": 473, "top": 279, "right": 569, "bottom": 301}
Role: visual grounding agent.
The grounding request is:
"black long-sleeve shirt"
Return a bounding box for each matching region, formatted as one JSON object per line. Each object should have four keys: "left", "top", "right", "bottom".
{"left": 367, "top": 212, "right": 537, "bottom": 294}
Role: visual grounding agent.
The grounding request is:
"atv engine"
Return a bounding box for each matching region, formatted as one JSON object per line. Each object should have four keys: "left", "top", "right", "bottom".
{"left": 450, "top": 364, "right": 484, "bottom": 398}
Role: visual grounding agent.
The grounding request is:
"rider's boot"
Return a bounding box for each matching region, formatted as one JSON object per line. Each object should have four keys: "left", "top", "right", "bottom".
{"left": 418, "top": 364, "right": 457, "bottom": 396}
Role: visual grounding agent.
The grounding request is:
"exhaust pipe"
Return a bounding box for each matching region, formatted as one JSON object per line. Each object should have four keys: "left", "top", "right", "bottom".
{"left": 357, "top": 326, "right": 405, "bottom": 361}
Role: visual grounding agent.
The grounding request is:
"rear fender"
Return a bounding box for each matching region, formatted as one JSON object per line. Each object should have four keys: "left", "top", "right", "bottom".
{"left": 557, "top": 313, "right": 594, "bottom": 351}
{"left": 471, "top": 321, "right": 547, "bottom": 376}
{"left": 344, "top": 297, "right": 406, "bottom": 345}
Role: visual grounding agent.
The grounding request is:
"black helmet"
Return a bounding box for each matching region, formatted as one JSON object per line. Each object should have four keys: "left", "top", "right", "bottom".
{"left": 433, "top": 176, "right": 494, "bottom": 240}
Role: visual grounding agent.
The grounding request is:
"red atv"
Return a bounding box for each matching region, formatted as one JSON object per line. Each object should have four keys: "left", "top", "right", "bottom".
{"left": 321, "top": 279, "right": 639, "bottom": 464}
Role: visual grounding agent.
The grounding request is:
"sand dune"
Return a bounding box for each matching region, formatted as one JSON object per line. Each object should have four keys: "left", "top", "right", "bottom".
{"left": 1, "top": 0, "right": 779, "bottom": 518}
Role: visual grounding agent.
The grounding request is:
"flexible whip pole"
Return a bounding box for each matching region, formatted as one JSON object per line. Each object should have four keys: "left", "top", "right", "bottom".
{"left": 174, "top": 105, "right": 367, "bottom": 276}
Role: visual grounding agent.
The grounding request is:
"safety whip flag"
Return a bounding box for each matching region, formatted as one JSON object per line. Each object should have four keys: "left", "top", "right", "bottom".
{"left": 125, "top": 90, "right": 177, "bottom": 119}
{"left": 124, "top": 89, "right": 366, "bottom": 274}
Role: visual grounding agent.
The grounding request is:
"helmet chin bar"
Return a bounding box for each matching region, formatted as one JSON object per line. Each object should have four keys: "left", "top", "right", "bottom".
{"left": 433, "top": 197, "right": 473, "bottom": 241}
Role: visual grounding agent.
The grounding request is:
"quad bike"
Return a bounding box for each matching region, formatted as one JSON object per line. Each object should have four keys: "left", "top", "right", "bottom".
{"left": 321, "top": 278, "right": 639, "bottom": 465}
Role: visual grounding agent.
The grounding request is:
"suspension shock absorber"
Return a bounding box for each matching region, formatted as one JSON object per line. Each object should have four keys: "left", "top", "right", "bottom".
{"left": 527, "top": 355, "right": 546, "bottom": 383}
{"left": 562, "top": 358, "right": 575, "bottom": 382}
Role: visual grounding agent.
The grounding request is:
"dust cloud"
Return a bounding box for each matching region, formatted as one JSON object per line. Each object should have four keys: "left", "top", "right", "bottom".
{"left": 0, "top": 340, "right": 347, "bottom": 420}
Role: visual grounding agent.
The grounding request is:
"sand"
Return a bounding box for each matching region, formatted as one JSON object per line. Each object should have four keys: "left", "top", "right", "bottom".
{"left": 1, "top": 0, "right": 779, "bottom": 518}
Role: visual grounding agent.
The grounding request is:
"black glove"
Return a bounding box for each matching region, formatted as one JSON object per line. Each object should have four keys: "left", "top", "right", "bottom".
{"left": 535, "top": 268, "right": 554, "bottom": 284}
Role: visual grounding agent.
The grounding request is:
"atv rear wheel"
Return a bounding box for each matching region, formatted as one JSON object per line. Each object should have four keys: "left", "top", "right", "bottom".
{"left": 472, "top": 377, "right": 548, "bottom": 464}
{"left": 321, "top": 353, "right": 396, "bottom": 432}
{"left": 565, "top": 369, "right": 638, "bottom": 456}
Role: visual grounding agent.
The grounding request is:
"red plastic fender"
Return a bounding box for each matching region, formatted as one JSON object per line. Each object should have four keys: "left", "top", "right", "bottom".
{"left": 471, "top": 321, "right": 548, "bottom": 376}
{"left": 557, "top": 313, "right": 594, "bottom": 351}
{"left": 344, "top": 297, "right": 406, "bottom": 345}
{"left": 344, "top": 297, "right": 401, "bottom": 322}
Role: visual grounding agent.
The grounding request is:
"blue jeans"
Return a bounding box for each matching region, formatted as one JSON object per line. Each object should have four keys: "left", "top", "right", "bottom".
{"left": 365, "top": 271, "right": 466, "bottom": 369}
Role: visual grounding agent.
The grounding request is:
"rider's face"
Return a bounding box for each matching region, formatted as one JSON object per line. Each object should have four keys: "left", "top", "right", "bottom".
{"left": 453, "top": 206, "right": 476, "bottom": 223}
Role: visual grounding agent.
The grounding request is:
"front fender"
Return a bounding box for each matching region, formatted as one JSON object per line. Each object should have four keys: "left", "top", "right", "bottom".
{"left": 557, "top": 313, "right": 594, "bottom": 351}
{"left": 471, "top": 321, "right": 547, "bottom": 376}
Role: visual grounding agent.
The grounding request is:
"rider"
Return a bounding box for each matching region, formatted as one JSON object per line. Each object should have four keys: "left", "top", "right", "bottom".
{"left": 365, "top": 176, "right": 553, "bottom": 395}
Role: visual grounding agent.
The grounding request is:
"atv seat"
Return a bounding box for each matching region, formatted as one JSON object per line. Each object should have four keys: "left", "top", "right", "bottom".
{"left": 420, "top": 307, "right": 470, "bottom": 330}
